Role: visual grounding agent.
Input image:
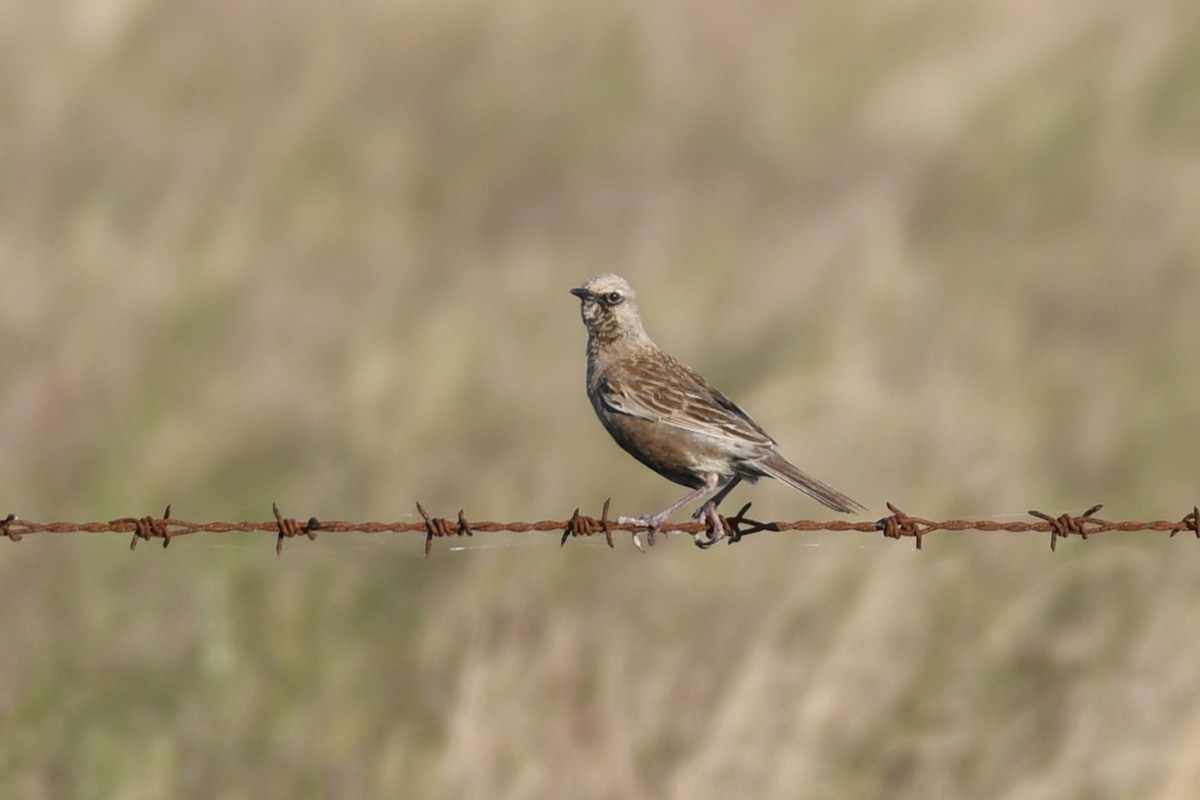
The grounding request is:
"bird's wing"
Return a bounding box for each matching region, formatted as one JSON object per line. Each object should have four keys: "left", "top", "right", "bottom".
{"left": 597, "top": 353, "right": 776, "bottom": 448}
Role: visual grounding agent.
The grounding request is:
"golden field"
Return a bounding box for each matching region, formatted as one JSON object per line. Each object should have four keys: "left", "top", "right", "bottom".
{"left": 1, "top": 1, "right": 1199, "bottom": 797}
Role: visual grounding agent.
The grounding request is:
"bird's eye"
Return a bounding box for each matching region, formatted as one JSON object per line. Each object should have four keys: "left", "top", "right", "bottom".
{"left": 604, "top": 291, "right": 624, "bottom": 306}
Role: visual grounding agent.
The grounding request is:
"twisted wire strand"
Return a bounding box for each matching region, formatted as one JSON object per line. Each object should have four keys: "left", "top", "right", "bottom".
{"left": 1, "top": 502, "right": 1196, "bottom": 556}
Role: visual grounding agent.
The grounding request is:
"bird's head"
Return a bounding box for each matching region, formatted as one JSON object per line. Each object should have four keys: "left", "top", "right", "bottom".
{"left": 569, "top": 273, "right": 647, "bottom": 345}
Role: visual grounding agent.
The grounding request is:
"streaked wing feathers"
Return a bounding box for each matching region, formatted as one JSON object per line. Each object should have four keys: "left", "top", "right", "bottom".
{"left": 597, "top": 352, "right": 776, "bottom": 448}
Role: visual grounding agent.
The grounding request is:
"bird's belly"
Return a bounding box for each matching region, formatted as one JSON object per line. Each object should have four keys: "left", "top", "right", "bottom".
{"left": 600, "top": 413, "right": 735, "bottom": 489}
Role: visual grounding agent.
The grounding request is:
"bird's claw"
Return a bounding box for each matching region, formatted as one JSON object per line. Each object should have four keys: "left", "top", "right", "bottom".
{"left": 618, "top": 514, "right": 664, "bottom": 552}
{"left": 691, "top": 501, "right": 728, "bottom": 549}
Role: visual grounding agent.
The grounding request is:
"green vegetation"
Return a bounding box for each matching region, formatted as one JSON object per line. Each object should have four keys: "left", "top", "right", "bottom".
{"left": 1, "top": 0, "right": 1198, "bottom": 796}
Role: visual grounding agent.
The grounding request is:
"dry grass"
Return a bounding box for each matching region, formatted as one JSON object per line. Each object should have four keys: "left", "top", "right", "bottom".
{"left": 1, "top": 0, "right": 1199, "bottom": 797}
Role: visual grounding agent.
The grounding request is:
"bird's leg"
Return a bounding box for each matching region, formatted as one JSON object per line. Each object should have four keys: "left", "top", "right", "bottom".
{"left": 692, "top": 476, "right": 740, "bottom": 518}
{"left": 691, "top": 477, "right": 740, "bottom": 548}
{"left": 619, "top": 473, "right": 721, "bottom": 550}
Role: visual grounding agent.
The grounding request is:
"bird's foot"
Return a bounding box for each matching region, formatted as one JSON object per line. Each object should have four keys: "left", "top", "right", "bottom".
{"left": 618, "top": 513, "right": 668, "bottom": 552}
{"left": 691, "top": 501, "right": 728, "bottom": 549}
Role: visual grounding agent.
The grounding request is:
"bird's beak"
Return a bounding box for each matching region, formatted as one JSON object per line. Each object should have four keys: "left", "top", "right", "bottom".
{"left": 569, "top": 287, "right": 590, "bottom": 300}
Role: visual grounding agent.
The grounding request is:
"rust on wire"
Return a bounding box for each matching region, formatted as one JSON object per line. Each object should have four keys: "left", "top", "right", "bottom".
{"left": 1170, "top": 507, "right": 1199, "bottom": 539}
{"left": 876, "top": 502, "right": 933, "bottom": 549}
{"left": 113, "top": 504, "right": 174, "bottom": 550}
{"left": 417, "top": 502, "right": 474, "bottom": 557}
{"left": 0, "top": 500, "right": 1197, "bottom": 554}
{"left": 560, "top": 498, "right": 615, "bottom": 549}
{"left": 1, "top": 513, "right": 19, "bottom": 542}
{"left": 1028, "top": 504, "right": 1103, "bottom": 552}
{"left": 272, "top": 502, "right": 319, "bottom": 555}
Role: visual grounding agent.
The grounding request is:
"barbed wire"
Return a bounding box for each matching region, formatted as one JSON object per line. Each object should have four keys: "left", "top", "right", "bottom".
{"left": 1, "top": 501, "right": 1196, "bottom": 556}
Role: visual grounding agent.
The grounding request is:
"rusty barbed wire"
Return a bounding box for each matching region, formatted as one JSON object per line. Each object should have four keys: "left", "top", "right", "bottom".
{"left": 0, "top": 501, "right": 1196, "bottom": 556}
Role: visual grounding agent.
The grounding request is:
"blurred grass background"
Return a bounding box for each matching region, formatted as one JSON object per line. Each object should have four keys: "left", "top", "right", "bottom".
{"left": 2, "top": 0, "right": 1199, "bottom": 797}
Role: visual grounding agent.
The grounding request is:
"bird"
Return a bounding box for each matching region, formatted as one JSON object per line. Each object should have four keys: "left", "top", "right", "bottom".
{"left": 569, "top": 273, "right": 865, "bottom": 551}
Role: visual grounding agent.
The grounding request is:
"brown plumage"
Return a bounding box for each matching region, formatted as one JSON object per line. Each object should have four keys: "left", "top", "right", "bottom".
{"left": 570, "top": 273, "right": 865, "bottom": 550}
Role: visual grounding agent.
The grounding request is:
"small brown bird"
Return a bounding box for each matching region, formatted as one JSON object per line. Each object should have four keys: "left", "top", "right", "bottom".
{"left": 570, "top": 273, "right": 865, "bottom": 550}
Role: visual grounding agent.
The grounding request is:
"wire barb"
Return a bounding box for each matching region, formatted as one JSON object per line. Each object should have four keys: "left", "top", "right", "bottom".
{"left": 1029, "top": 504, "right": 1103, "bottom": 552}
{"left": 876, "top": 502, "right": 932, "bottom": 549}
{"left": 1, "top": 513, "right": 19, "bottom": 542}
{"left": 560, "top": 499, "right": 615, "bottom": 549}
{"left": 1170, "top": 507, "right": 1199, "bottom": 539}
{"left": 694, "top": 503, "right": 771, "bottom": 548}
{"left": 273, "top": 502, "right": 319, "bottom": 555}
{"left": 417, "top": 502, "right": 473, "bottom": 557}
{"left": 113, "top": 505, "right": 174, "bottom": 551}
{"left": 725, "top": 503, "right": 770, "bottom": 543}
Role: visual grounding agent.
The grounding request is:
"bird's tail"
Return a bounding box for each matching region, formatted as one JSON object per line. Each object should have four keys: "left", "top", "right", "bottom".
{"left": 757, "top": 453, "right": 866, "bottom": 514}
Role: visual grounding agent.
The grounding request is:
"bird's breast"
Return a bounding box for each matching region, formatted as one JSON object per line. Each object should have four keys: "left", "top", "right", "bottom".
{"left": 593, "top": 404, "right": 737, "bottom": 489}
